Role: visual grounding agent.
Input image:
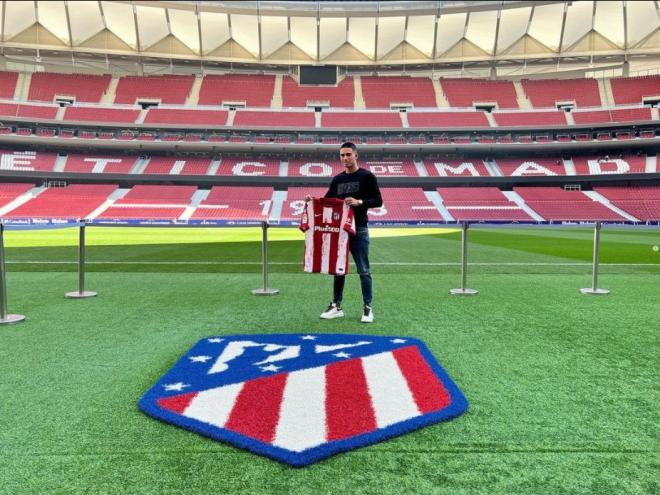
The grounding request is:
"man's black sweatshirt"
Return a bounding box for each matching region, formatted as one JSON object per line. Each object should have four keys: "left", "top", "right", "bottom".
{"left": 324, "top": 168, "right": 383, "bottom": 227}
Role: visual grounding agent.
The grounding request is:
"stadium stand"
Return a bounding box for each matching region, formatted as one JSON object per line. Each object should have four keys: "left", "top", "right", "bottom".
{"left": 215, "top": 157, "right": 280, "bottom": 176}
{"left": 424, "top": 159, "right": 490, "bottom": 177}
{"left": 286, "top": 160, "right": 344, "bottom": 177}
{"left": 0, "top": 103, "right": 60, "bottom": 120}
{"left": 97, "top": 206, "right": 187, "bottom": 220}
{"left": 492, "top": 111, "right": 567, "bottom": 127}
{"left": 594, "top": 186, "right": 660, "bottom": 221}
{"left": 610, "top": 107, "right": 654, "bottom": 123}
{"left": 321, "top": 111, "right": 402, "bottom": 128}
{"left": 0, "top": 103, "right": 18, "bottom": 117}
{"left": 17, "top": 104, "right": 58, "bottom": 119}
{"left": 0, "top": 183, "right": 35, "bottom": 208}
{"left": 572, "top": 107, "right": 654, "bottom": 124}
{"left": 572, "top": 110, "right": 612, "bottom": 125}
{"left": 572, "top": 155, "right": 646, "bottom": 175}
{"left": 113, "top": 185, "right": 197, "bottom": 205}
{"left": 198, "top": 74, "right": 275, "bottom": 107}
{"left": 437, "top": 187, "right": 533, "bottom": 221}
{"left": 28, "top": 73, "right": 111, "bottom": 103}
{"left": 360, "top": 76, "right": 437, "bottom": 109}
{"left": 3, "top": 184, "right": 118, "bottom": 219}
{"left": 114, "top": 75, "right": 194, "bottom": 105}
{"left": 0, "top": 150, "right": 57, "bottom": 172}
{"left": 440, "top": 79, "right": 518, "bottom": 109}
{"left": 0, "top": 71, "right": 18, "bottom": 98}
{"left": 362, "top": 159, "right": 419, "bottom": 177}
{"left": 63, "top": 106, "right": 140, "bottom": 123}
{"left": 610, "top": 75, "right": 660, "bottom": 105}
{"left": 141, "top": 157, "right": 213, "bottom": 175}
{"left": 191, "top": 186, "right": 274, "bottom": 221}
{"left": 521, "top": 78, "right": 601, "bottom": 108}
{"left": 407, "top": 111, "right": 490, "bottom": 128}
{"left": 495, "top": 158, "right": 567, "bottom": 176}
{"left": 372, "top": 187, "right": 444, "bottom": 222}
{"left": 234, "top": 110, "right": 316, "bottom": 128}
{"left": 63, "top": 154, "right": 137, "bottom": 174}
{"left": 143, "top": 109, "right": 228, "bottom": 126}
{"left": 282, "top": 76, "right": 355, "bottom": 108}
{"left": 513, "top": 187, "right": 627, "bottom": 221}
{"left": 97, "top": 185, "right": 197, "bottom": 220}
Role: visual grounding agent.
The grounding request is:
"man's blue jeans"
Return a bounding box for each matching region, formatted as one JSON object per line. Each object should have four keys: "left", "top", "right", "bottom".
{"left": 333, "top": 227, "right": 372, "bottom": 306}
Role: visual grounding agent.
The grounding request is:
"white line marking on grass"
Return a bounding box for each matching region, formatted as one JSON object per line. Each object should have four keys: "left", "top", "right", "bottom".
{"left": 6, "top": 261, "right": 659, "bottom": 266}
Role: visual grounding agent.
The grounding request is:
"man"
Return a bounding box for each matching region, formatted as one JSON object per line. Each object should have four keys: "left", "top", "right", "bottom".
{"left": 307, "top": 142, "right": 383, "bottom": 323}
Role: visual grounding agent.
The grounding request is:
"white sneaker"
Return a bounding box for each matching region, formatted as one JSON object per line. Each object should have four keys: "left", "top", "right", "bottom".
{"left": 320, "top": 302, "right": 344, "bottom": 319}
{"left": 361, "top": 305, "right": 374, "bottom": 323}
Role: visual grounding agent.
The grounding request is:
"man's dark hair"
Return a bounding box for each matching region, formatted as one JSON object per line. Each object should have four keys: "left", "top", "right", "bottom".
{"left": 340, "top": 142, "right": 357, "bottom": 152}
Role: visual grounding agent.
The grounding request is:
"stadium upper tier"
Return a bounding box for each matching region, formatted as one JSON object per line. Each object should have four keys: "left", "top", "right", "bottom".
{"left": 0, "top": 72, "right": 658, "bottom": 113}
{"left": 0, "top": 151, "right": 654, "bottom": 177}
{"left": 0, "top": 183, "right": 657, "bottom": 223}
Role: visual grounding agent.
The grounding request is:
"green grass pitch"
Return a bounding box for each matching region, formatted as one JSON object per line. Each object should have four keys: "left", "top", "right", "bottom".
{"left": 0, "top": 226, "right": 658, "bottom": 494}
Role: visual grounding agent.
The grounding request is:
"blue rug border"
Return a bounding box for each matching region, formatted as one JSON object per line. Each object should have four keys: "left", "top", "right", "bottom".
{"left": 138, "top": 333, "right": 469, "bottom": 467}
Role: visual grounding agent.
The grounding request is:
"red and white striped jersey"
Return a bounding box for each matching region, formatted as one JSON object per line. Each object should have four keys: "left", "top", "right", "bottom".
{"left": 300, "top": 197, "right": 355, "bottom": 275}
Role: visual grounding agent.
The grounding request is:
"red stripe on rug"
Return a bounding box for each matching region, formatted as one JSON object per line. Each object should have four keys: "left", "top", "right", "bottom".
{"left": 224, "top": 373, "right": 288, "bottom": 443}
{"left": 393, "top": 346, "right": 451, "bottom": 413}
{"left": 157, "top": 391, "right": 198, "bottom": 414}
{"left": 325, "top": 358, "right": 377, "bottom": 441}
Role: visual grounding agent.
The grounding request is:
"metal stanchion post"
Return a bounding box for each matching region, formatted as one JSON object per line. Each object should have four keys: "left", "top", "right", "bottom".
{"left": 580, "top": 221, "right": 609, "bottom": 295}
{"left": 252, "top": 221, "right": 279, "bottom": 296}
{"left": 66, "top": 222, "right": 97, "bottom": 298}
{"left": 0, "top": 224, "right": 25, "bottom": 324}
{"left": 450, "top": 222, "right": 478, "bottom": 296}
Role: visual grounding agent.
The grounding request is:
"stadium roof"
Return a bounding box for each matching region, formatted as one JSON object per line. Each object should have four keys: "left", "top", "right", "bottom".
{"left": 0, "top": 1, "right": 658, "bottom": 75}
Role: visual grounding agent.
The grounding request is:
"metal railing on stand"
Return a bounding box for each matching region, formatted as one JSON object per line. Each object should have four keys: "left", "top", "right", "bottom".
{"left": 0, "top": 224, "right": 25, "bottom": 325}
{"left": 65, "top": 221, "right": 97, "bottom": 299}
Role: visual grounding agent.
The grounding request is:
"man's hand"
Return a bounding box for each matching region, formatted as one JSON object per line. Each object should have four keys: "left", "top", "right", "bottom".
{"left": 344, "top": 197, "right": 363, "bottom": 207}
{"left": 304, "top": 195, "right": 312, "bottom": 202}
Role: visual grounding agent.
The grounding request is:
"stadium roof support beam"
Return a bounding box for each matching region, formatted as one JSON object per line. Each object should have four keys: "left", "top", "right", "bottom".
{"left": 132, "top": 2, "right": 141, "bottom": 55}
{"left": 64, "top": 1, "right": 73, "bottom": 50}
{"left": 431, "top": 4, "right": 439, "bottom": 60}
{"left": 374, "top": 1, "right": 379, "bottom": 63}
{"left": 257, "top": 0, "right": 262, "bottom": 61}
{"left": 1, "top": 1, "right": 6, "bottom": 45}
{"left": 623, "top": 0, "right": 628, "bottom": 56}
{"left": 98, "top": 0, "right": 107, "bottom": 30}
{"left": 557, "top": 1, "right": 568, "bottom": 53}
{"left": 195, "top": 2, "right": 203, "bottom": 63}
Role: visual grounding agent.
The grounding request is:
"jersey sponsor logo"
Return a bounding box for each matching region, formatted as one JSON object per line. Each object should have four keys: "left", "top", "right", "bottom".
{"left": 314, "top": 225, "right": 340, "bottom": 233}
{"left": 139, "top": 334, "right": 468, "bottom": 466}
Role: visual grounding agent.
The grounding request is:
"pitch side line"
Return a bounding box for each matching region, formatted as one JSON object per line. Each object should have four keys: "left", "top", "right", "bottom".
{"left": 5, "top": 261, "right": 659, "bottom": 267}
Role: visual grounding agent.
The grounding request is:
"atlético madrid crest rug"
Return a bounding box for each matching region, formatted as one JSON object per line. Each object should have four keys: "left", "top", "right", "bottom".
{"left": 139, "top": 334, "right": 468, "bottom": 467}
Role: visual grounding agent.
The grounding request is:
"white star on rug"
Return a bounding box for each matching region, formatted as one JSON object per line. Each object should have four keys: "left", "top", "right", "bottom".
{"left": 207, "top": 338, "right": 224, "bottom": 343}
{"left": 164, "top": 382, "right": 189, "bottom": 392}
{"left": 260, "top": 364, "right": 281, "bottom": 372}
{"left": 189, "top": 355, "right": 212, "bottom": 363}
{"left": 333, "top": 352, "right": 351, "bottom": 358}
{"left": 300, "top": 335, "right": 317, "bottom": 340}
{"left": 391, "top": 339, "right": 407, "bottom": 344}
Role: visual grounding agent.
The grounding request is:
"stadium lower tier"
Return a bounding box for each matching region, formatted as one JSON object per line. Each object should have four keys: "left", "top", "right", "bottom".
{"left": 0, "top": 184, "right": 658, "bottom": 224}
{"left": 0, "top": 152, "right": 656, "bottom": 177}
